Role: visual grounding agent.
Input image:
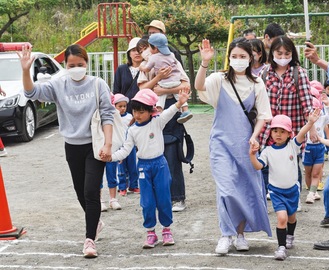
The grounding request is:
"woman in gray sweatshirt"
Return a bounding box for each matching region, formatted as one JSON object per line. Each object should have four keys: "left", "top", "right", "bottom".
{"left": 18, "top": 44, "right": 115, "bottom": 258}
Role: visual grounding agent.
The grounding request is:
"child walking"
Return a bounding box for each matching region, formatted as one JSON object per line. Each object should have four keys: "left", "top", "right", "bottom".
{"left": 249, "top": 110, "right": 320, "bottom": 260}
{"left": 112, "top": 94, "right": 139, "bottom": 196}
{"left": 138, "top": 34, "right": 193, "bottom": 124}
{"left": 111, "top": 87, "right": 190, "bottom": 248}
{"left": 303, "top": 97, "right": 329, "bottom": 204}
{"left": 100, "top": 93, "right": 139, "bottom": 210}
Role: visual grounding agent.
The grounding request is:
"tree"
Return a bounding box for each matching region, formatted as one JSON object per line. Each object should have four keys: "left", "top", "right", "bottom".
{"left": 131, "top": 0, "right": 236, "bottom": 102}
{"left": 0, "top": 0, "right": 36, "bottom": 38}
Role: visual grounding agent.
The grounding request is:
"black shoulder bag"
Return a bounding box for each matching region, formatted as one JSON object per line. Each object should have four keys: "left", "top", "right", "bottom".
{"left": 228, "top": 78, "right": 257, "bottom": 131}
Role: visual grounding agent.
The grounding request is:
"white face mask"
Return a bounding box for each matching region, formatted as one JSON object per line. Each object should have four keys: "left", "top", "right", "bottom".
{"left": 67, "top": 67, "right": 87, "bottom": 81}
{"left": 141, "top": 48, "right": 152, "bottom": 61}
{"left": 229, "top": 58, "right": 250, "bottom": 72}
{"left": 273, "top": 57, "right": 292, "bottom": 67}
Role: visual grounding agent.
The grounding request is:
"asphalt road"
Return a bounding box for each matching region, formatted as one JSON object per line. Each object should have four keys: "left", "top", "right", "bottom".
{"left": 1, "top": 114, "right": 329, "bottom": 270}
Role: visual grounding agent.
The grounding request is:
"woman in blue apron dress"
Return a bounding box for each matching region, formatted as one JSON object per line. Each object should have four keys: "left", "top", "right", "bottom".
{"left": 195, "top": 38, "right": 272, "bottom": 255}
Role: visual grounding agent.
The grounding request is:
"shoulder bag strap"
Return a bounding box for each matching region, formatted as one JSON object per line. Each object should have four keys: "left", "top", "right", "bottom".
{"left": 95, "top": 78, "right": 100, "bottom": 109}
{"left": 124, "top": 71, "right": 139, "bottom": 97}
{"left": 228, "top": 78, "right": 255, "bottom": 130}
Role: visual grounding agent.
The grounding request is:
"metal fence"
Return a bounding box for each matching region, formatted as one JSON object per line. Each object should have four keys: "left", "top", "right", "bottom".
{"left": 69, "top": 44, "right": 329, "bottom": 89}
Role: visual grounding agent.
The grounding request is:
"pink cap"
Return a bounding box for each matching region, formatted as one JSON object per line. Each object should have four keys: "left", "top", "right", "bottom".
{"left": 113, "top": 93, "right": 129, "bottom": 105}
{"left": 312, "top": 97, "right": 323, "bottom": 109}
{"left": 310, "top": 86, "right": 321, "bottom": 99}
{"left": 270, "top": 114, "right": 292, "bottom": 133}
{"left": 310, "top": 80, "right": 324, "bottom": 93}
{"left": 132, "top": 89, "right": 158, "bottom": 106}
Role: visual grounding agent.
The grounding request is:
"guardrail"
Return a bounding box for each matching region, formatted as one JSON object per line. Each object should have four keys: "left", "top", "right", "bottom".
{"left": 53, "top": 44, "right": 329, "bottom": 91}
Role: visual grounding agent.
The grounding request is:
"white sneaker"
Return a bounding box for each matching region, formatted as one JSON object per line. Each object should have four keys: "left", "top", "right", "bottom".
{"left": 305, "top": 192, "right": 315, "bottom": 204}
{"left": 286, "top": 234, "right": 294, "bottom": 249}
{"left": 83, "top": 238, "right": 97, "bottom": 258}
{"left": 109, "top": 198, "right": 122, "bottom": 210}
{"left": 266, "top": 193, "right": 271, "bottom": 200}
{"left": 274, "top": 246, "right": 287, "bottom": 260}
{"left": 297, "top": 198, "right": 302, "bottom": 212}
{"left": 234, "top": 234, "right": 249, "bottom": 251}
{"left": 314, "top": 192, "right": 321, "bottom": 200}
{"left": 172, "top": 201, "right": 186, "bottom": 212}
{"left": 95, "top": 219, "right": 105, "bottom": 242}
{"left": 215, "top": 236, "right": 233, "bottom": 255}
{"left": 101, "top": 201, "right": 108, "bottom": 212}
{"left": 0, "top": 148, "right": 8, "bottom": 157}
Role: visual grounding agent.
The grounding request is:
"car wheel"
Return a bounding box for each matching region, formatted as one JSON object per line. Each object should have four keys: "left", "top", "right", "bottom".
{"left": 18, "top": 103, "right": 35, "bottom": 142}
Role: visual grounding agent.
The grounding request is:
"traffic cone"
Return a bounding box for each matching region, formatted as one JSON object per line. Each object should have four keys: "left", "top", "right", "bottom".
{"left": 0, "top": 167, "right": 24, "bottom": 240}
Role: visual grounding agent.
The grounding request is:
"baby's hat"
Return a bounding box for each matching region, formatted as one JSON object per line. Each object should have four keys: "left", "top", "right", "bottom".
{"left": 270, "top": 114, "right": 292, "bottom": 132}
{"left": 113, "top": 93, "right": 129, "bottom": 105}
{"left": 132, "top": 89, "right": 158, "bottom": 106}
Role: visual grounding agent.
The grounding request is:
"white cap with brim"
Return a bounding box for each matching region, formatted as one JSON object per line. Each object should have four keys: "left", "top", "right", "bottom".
{"left": 126, "top": 37, "right": 141, "bottom": 53}
{"left": 148, "top": 33, "right": 171, "bottom": 55}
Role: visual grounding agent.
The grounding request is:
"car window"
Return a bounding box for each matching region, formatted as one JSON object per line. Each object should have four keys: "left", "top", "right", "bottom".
{"left": 38, "top": 56, "right": 59, "bottom": 75}
{"left": 0, "top": 58, "right": 22, "bottom": 81}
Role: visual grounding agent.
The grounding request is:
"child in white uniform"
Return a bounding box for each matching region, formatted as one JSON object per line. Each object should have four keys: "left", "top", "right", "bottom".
{"left": 303, "top": 96, "right": 329, "bottom": 204}
{"left": 111, "top": 88, "right": 190, "bottom": 248}
{"left": 249, "top": 111, "right": 320, "bottom": 261}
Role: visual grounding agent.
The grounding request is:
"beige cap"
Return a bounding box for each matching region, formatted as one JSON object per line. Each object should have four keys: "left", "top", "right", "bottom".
{"left": 126, "top": 37, "right": 141, "bottom": 53}
{"left": 144, "top": 20, "right": 166, "bottom": 33}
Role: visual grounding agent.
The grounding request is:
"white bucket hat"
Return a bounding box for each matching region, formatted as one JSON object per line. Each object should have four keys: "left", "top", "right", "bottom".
{"left": 126, "top": 37, "right": 141, "bottom": 53}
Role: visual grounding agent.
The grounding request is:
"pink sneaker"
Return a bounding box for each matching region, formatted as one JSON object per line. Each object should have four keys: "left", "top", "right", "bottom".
{"left": 143, "top": 231, "right": 158, "bottom": 249}
{"left": 83, "top": 238, "right": 97, "bottom": 258}
{"left": 162, "top": 228, "right": 175, "bottom": 246}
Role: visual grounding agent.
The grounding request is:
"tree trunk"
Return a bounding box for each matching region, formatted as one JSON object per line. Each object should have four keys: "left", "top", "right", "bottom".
{"left": 186, "top": 48, "right": 197, "bottom": 104}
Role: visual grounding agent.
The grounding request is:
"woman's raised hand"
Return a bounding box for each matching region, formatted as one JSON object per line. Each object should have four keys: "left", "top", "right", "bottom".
{"left": 198, "top": 39, "right": 215, "bottom": 62}
{"left": 16, "top": 45, "right": 35, "bottom": 71}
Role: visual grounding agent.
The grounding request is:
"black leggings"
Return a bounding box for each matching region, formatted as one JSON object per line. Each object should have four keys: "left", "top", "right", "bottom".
{"left": 65, "top": 142, "right": 105, "bottom": 240}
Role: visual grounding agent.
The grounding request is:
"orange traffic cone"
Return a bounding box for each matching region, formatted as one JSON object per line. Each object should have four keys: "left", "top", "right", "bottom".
{"left": 0, "top": 167, "right": 24, "bottom": 240}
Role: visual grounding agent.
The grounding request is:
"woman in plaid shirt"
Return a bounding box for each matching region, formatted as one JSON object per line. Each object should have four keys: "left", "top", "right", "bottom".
{"left": 259, "top": 35, "right": 314, "bottom": 206}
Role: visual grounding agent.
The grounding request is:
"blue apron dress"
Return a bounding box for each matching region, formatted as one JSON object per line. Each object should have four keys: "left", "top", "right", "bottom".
{"left": 210, "top": 84, "right": 272, "bottom": 237}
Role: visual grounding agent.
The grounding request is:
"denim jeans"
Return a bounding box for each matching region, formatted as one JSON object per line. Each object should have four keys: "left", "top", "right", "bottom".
{"left": 324, "top": 176, "right": 329, "bottom": 218}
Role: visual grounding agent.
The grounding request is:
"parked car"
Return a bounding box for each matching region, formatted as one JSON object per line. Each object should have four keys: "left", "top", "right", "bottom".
{"left": 0, "top": 43, "right": 66, "bottom": 142}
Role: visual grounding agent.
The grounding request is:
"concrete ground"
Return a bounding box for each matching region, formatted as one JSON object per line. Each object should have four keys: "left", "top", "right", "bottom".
{"left": 1, "top": 112, "right": 329, "bottom": 270}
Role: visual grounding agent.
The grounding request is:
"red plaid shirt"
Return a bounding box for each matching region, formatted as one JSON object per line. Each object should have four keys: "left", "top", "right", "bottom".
{"left": 258, "top": 65, "right": 313, "bottom": 149}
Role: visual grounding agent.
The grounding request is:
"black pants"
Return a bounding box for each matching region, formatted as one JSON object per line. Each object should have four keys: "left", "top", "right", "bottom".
{"left": 164, "top": 97, "right": 186, "bottom": 202}
{"left": 65, "top": 142, "right": 105, "bottom": 240}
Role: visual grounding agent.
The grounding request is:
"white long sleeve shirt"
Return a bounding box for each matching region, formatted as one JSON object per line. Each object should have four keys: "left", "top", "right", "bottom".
{"left": 112, "top": 104, "right": 179, "bottom": 161}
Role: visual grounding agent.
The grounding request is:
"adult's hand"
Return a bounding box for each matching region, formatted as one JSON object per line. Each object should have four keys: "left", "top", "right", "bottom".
{"left": 156, "top": 66, "right": 172, "bottom": 80}
{"left": 304, "top": 42, "right": 329, "bottom": 71}
{"left": 304, "top": 42, "right": 320, "bottom": 64}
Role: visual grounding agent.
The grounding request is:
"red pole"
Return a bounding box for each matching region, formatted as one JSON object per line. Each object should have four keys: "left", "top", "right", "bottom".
{"left": 113, "top": 38, "right": 118, "bottom": 72}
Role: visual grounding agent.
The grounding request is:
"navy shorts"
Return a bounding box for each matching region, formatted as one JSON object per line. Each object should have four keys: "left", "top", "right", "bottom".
{"left": 268, "top": 183, "right": 299, "bottom": 216}
{"left": 302, "top": 143, "right": 325, "bottom": 166}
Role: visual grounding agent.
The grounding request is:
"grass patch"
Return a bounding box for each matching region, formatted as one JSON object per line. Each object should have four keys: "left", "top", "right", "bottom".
{"left": 188, "top": 104, "right": 214, "bottom": 114}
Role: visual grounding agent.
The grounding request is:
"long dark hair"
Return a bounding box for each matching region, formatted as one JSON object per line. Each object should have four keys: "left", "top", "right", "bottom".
{"left": 268, "top": 35, "right": 300, "bottom": 69}
{"left": 249, "top": 38, "right": 267, "bottom": 65}
{"left": 225, "top": 37, "right": 257, "bottom": 83}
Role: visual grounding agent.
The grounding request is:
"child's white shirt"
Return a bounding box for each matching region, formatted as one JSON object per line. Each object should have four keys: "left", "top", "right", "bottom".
{"left": 258, "top": 138, "right": 301, "bottom": 189}
{"left": 112, "top": 104, "right": 179, "bottom": 161}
